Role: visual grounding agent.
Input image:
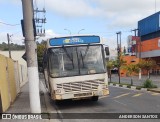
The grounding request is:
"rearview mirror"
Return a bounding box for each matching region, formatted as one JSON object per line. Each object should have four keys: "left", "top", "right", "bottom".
{"left": 105, "top": 47, "right": 110, "bottom": 55}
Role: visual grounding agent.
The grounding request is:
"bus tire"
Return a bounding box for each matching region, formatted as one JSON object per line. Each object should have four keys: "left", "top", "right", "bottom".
{"left": 91, "top": 96, "right": 99, "bottom": 101}
{"left": 48, "top": 92, "right": 51, "bottom": 96}
{"left": 55, "top": 100, "right": 61, "bottom": 105}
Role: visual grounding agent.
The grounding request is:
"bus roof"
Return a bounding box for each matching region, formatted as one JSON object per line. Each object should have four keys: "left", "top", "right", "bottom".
{"left": 46, "top": 35, "right": 101, "bottom": 48}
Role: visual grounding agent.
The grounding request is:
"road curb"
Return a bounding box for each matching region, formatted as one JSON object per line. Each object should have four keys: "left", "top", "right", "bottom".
{"left": 115, "top": 84, "right": 119, "bottom": 87}
{"left": 109, "top": 83, "right": 160, "bottom": 93}
{"left": 147, "top": 89, "right": 160, "bottom": 93}
{"left": 40, "top": 80, "right": 62, "bottom": 121}
{"left": 141, "top": 88, "right": 147, "bottom": 91}
{"left": 131, "top": 86, "right": 136, "bottom": 90}
{"left": 122, "top": 85, "right": 127, "bottom": 88}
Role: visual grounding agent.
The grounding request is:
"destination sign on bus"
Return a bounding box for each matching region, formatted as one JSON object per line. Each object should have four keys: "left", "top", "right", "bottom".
{"left": 49, "top": 36, "right": 100, "bottom": 46}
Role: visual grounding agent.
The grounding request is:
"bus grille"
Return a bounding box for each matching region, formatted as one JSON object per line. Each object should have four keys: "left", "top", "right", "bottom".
{"left": 56, "top": 80, "right": 106, "bottom": 93}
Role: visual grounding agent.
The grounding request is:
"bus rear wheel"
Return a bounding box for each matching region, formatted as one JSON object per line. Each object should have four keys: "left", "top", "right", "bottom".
{"left": 91, "top": 96, "right": 99, "bottom": 101}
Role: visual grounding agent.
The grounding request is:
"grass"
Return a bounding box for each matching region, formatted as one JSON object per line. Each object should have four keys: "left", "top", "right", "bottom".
{"left": 142, "top": 79, "right": 158, "bottom": 88}
{"left": 136, "top": 86, "right": 143, "bottom": 90}
{"left": 108, "top": 81, "right": 158, "bottom": 91}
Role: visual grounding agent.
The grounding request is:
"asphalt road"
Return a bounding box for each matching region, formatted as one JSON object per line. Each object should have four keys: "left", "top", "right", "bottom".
{"left": 55, "top": 86, "right": 160, "bottom": 113}
{"left": 41, "top": 83, "right": 160, "bottom": 122}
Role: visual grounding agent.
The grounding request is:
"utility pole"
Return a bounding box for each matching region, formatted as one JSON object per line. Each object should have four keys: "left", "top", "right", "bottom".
{"left": 34, "top": 8, "right": 46, "bottom": 37}
{"left": 119, "top": 32, "right": 121, "bottom": 53}
{"left": 7, "top": 33, "right": 11, "bottom": 58}
{"left": 131, "top": 29, "right": 138, "bottom": 56}
{"left": 21, "top": 0, "right": 41, "bottom": 113}
{"left": 132, "top": 29, "right": 142, "bottom": 80}
{"left": 116, "top": 31, "right": 121, "bottom": 84}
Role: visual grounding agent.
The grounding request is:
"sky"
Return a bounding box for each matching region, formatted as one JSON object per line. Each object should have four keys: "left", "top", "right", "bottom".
{"left": 0, "top": 0, "right": 160, "bottom": 49}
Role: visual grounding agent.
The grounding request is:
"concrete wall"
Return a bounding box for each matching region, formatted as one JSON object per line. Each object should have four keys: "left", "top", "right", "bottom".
{"left": 0, "top": 51, "right": 26, "bottom": 66}
{"left": 0, "top": 51, "right": 28, "bottom": 86}
{"left": 0, "top": 54, "right": 27, "bottom": 112}
{"left": 0, "top": 55, "right": 10, "bottom": 112}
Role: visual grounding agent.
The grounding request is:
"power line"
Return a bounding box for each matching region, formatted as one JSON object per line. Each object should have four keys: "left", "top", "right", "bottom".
{"left": 0, "top": 21, "right": 20, "bottom": 26}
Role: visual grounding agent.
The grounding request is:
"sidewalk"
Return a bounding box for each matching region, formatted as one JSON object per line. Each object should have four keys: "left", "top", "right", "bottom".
{"left": 4, "top": 80, "right": 61, "bottom": 122}
{"left": 110, "top": 74, "right": 160, "bottom": 93}
{"left": 6, "top": 83, "right": 31, "bottom": 113}
{"left": 110, "top": 74, "right": 160, "bottom": 87}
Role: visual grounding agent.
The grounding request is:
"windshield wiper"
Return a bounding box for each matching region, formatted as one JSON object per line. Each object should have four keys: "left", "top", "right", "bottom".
{"left": 62, "top": 46, "right": 74, "bottom": 69}
{"left": 82, "top": 45, "right": 89, "bottom": 60}
{"left": 80, "top": 51, "right": 84, "bottom": 68}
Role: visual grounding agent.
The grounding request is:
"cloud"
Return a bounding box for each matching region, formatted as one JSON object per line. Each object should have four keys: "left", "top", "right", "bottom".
{"left": 108, "top": 14, "right": 142, "bottom": 29}
{"left": 0, "top": 32, "right": 7, "bottom": 44}
{"left": 0, "top": 32, "right": 24, "bottom": 45}
{"left": 1, "top": 0, "right": 160, "bottom": 29}
{"left": 41, "top": 0, "right": 160, "bottom": 28}
{"left": 93, "top": 0, "right": 159, "bottom": 28}
{"left": 0, "top": 0, "right": 20, "bottom": 5}
{"left": 45, "top": 29, "right": 58, "bottom": 37}
{"left": 38, "top": 29, "right": 60, "bottom": 41}
{"left": 39, "top": 0, "right": 101, "bottom": 17}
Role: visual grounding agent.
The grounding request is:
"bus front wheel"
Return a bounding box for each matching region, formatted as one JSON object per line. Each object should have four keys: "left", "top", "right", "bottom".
{"left": 91, "top": 96, "right": 99, "bottom": 101}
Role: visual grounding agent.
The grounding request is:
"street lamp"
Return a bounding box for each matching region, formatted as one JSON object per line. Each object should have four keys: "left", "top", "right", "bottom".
{"left": 64, "top": 29, "right": 71, "bottom": 35}
{"left": 116, "top": 31, "right": 121, "bottom": 84}
{"left": 78, "top": 29, "right": 85, "bottom": 34}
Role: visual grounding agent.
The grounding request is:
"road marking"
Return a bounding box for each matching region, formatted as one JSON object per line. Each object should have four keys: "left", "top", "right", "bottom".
{"left": 151, "top": 93, "right": 160, "bottom": 96}
{"left": 113, "top": 93, "right": 130, "bottom": 99}
{"left": 157, "top": 105, "right": 160, "bottom": 108}
{"left": 114, "top": 100, "right": 127, "bottom": 106}
{"left": 132, "top": 93, "right": 143, "bottom": 97}
{"left": 99, "top": 96, "right": 109, "bottom": 99}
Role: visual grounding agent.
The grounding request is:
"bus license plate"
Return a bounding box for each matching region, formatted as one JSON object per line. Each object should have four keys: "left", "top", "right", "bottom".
{"left": 74, "top": 92, "right": 92, "bottom": 97}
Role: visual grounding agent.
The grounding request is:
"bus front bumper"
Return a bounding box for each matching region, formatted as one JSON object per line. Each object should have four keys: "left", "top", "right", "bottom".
{"left": 53, "top": 89, "right": 109, "bottom": 100}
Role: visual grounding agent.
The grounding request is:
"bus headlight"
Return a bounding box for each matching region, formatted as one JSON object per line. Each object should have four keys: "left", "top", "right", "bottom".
{"left": 55, "top": 89, "right": 65, "bottom": 94}
{"left": 102, "top": 85, "right": 108, "bottom": 89}
{"left": 98, "top": 84, "right": 103, "bottom": 90}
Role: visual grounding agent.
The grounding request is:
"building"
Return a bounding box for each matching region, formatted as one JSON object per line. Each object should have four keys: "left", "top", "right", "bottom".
{"left": 137, "top": 11, "right": 160, "bottom": 75}
{"left": 121, "top": 12, "right": 160, "bottom": 76}
{"left": 127, "top": 35, "right": 140, "bottom": 56}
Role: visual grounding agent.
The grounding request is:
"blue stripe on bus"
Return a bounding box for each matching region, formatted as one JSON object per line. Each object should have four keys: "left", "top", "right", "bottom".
{"left": 49, "top": 36, "right": 100, "bottom": 46}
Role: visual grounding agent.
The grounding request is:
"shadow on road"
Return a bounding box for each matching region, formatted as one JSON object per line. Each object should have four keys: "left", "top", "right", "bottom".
{"left": 51, "top": 98, "right": 102, "bottom": 110}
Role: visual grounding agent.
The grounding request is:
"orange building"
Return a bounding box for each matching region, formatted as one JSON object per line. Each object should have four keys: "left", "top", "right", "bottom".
{"left": 137, "top": 12, "right": 160, "bottom": 75}
{"left": 120, "top": 55, "right": 139, "bottom": 77}
{"left": 122, "top": 36, "right": 160, "bottom": 76}
{"left": 122, "top": 12, "right": 160, "bottom": 76}
{"left": 136, "top": 37, "right": 160, "bottom": 75}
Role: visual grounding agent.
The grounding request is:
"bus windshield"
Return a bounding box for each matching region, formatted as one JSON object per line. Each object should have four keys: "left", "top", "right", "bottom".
{"left": 48, "top": 45, "right": 106, "bottom": 78}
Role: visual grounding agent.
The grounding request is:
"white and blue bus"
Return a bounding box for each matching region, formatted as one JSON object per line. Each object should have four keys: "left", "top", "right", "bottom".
{"left": 43, "top": 35, "right": 109, "bottom": 102}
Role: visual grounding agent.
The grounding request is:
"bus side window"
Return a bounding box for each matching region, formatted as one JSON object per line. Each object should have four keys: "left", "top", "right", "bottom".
{"left": 105, "top": 47, "right": 110, "bottom": 56}
{"left": 43, "top": 51, "right": 48, "bottom": 69}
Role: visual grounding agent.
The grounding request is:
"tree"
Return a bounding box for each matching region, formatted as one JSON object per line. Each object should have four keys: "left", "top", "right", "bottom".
{"left": 107, "top": 54, "right": 126, "bottom": 84}
{"left": 124, "top": 64, "right": 139, "bottom": 85}
{"left": 106, "top": 60, "right": 115, "bottom": 82}
{"left": 113, "top": 53, "right": 127, "bottom": 84}
{"left": 138, "top": 59, "right": 157, "bottom": 79}
{"left": 37, "top": 44, "right": 45, "bottom": 70}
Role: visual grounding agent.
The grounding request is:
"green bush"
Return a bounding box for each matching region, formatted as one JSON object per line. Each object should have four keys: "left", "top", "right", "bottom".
{"left": 143, "top": 79, "right": 157, "bottom": 88}
{"left": 136, "top": 86, "right": 142, "bottom": 90}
